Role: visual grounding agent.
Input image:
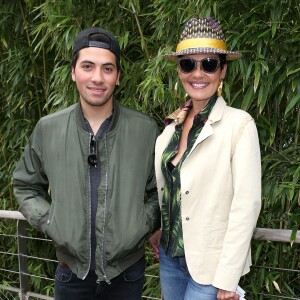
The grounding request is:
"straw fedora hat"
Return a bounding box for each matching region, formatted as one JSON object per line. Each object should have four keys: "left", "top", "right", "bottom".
{"left": 165, "top": 17, "right": 242, "bottom": 61}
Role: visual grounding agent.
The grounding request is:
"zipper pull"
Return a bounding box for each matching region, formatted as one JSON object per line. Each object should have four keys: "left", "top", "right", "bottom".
{"left": 96, "top": 277, "right": 111, "bottom": 285}
{"left": 104, "top": 276, "right": 111, "bottom": 285}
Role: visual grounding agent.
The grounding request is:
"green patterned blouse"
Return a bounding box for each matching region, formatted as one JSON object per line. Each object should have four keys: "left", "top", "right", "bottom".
{"left": 160, "top": 94, "right": 217, "bottom": 257}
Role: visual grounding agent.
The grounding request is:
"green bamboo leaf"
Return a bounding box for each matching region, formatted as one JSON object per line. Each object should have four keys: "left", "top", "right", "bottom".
{"left": 285, "top": 93, "right": 300, "bottom": 116}
{"left": 271, "top": 22, "right": 277, "bottom": 38}
{"left": 290, "top": 226, "right": 298, "bottom": 247}
{"left": 287, "top": 67, "right": 300, "bottom": 76}
{"left": 241, "top": 87, "right": 253, "bottom": 111}
{"left": 254, "top": 62, "right": 261, "bottom": 93}
{"left": 258, "top": 84, "right": 268, "bottom": 113}
{"left": 265, "top": 276, "right": 270, "bottom": 292}
{"left": 254, "top": 242, "right": 263, "bottom": 264}
{"left": 258, "top": 28, "right": 271, "bottom": 38}
{"left": 245, "top": 61, "right": 254, "bottom": 83}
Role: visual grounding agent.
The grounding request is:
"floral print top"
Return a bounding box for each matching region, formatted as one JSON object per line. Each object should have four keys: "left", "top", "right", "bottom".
{"left": 160, "top": 94, "right": 217, "bottom": 257}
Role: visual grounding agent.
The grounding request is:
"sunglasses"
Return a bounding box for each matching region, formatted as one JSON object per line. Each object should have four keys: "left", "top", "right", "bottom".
{"left": 88, "top": 136, "right": 98, "bottom": 167}
{"left": 178, "top": 57, "right": 221, "bottom": 74}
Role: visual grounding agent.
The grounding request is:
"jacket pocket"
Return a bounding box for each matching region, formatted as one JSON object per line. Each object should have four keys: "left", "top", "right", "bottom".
{"left": 204, "top": 223, "right": 227, "bottom": 249}
{"left": 202, "top": 223, "right": 227, "bottom": 272}
{"left": 55, "top": 264, "right": 75, "bottom": 283}
{"left": 123, "top": 257, "right": 145, "bottom": 282}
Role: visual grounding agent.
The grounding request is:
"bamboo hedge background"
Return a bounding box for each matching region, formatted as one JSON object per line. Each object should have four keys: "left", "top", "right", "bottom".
{"left": 0, "top": 0, "right": 299, "bottom": 298}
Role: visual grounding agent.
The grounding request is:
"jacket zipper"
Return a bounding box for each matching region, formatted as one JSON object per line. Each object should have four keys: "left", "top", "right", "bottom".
{"left": 97, "top": 133, "right": 111, "bottom": 284}
{"left": 83, "top": 133, "right": 93, "bottom": 280}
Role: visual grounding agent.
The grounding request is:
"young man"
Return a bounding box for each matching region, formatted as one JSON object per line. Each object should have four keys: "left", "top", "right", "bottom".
{"left": 13, "top": 27, "right": 160, "bottom": 300}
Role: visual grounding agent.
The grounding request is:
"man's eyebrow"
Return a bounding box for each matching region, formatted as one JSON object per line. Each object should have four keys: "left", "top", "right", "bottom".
{"left": 102, "top": 62, "right": 116, "bottom": 67}
{"left": 80, "top": 60, "right": 94, "bottom": 64}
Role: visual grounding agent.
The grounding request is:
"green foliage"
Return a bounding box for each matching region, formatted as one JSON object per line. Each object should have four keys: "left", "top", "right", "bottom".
{"left": 0, "top": 0, "right": 299, "bottom": 298}
{"left": 144, "top": 246, "right": 161, "bottom": 298}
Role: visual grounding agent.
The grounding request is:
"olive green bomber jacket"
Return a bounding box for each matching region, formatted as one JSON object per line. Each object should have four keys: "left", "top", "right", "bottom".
{"left": 13, "top": 101, "right": 160, "bottom": 281}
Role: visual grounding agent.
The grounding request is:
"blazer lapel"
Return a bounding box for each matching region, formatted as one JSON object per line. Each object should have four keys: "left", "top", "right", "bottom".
{"left": 186, "top": 97, "right": 227, "bottom": 158}
{"left": 157, "top": 97, "right": 227, "bottom": 161}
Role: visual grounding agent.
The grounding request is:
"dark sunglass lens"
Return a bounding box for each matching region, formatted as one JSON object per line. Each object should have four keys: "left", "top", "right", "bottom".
{"left": 202, "top": 58, "right": 219, "bottom": 73}
{"left": 179, "top": 58, "right": 196, "bottom": 73}
{"left": 88, "top": 136, "right": 97, "bottom": 167}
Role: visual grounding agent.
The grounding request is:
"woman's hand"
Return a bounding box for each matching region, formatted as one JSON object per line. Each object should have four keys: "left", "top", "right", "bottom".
{"left": 217, "top": 289, "right": 240, "bottom": 300}
{"left": 148, "top": 229, "right": 161, "bottom": 259}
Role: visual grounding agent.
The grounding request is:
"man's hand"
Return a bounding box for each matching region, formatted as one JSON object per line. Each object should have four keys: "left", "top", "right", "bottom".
{"left": 217, "top": 289, "right": 240, "bottom": 300}
{"left": 148, "top": 229, "right": 161, "bottom": 259}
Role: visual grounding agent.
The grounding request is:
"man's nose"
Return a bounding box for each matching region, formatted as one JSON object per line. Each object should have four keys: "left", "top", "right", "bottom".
{"left": 92, "top": 68, "right": 103, "bottom": 83}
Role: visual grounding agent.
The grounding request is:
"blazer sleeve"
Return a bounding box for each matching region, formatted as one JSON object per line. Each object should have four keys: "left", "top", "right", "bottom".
{"left": 212, "top": 117, "right": 262, "bottom": 291}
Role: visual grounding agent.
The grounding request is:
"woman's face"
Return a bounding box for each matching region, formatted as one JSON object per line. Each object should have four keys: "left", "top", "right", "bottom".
{"left": 177, "top": 53, "right": 227, "bottom": 105}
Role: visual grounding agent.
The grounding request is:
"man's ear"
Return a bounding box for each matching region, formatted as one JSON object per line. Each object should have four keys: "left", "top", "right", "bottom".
{"left": 71, "top": 68, "right": 76, "bottom": 82}
{"left": 116, "top": 70, "right": 121, "bottom": 85}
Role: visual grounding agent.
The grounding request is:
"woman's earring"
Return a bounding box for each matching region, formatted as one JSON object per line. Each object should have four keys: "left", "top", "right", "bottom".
{"left": 217, "top": 80, "right": 223, "bottom": 97}
{"left": 174, "top": 81, "right": 188, "bottom": 100}
{"left": 174, "top": 81, "right": 181, "bottom": 99}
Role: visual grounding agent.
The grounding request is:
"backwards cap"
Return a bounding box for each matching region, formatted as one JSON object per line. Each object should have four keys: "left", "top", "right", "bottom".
{"left": 73, "top": 27, "right": 120, "bottom": 63}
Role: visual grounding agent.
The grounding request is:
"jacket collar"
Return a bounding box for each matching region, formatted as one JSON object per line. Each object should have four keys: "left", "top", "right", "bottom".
{"left": 207, "top": 96, "right": 226, "bottom": 124}
{"left": 165, "top": 96, "right": 226, "bottom": 126}
{"left": 74, "top": 99, "right": 120, "bottom": 133}
{"left": 186, "top": 96, "right": 227, "bottom": 156}
{"left": 160, "top": 97, "right": 227, "bottom": 159}
{"left": 165, "top": 96, "right": 227, "bottom": 128}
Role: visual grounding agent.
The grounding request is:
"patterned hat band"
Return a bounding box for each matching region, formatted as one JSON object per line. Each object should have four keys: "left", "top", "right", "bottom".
{"left": 165, "top": 17, "right": 242, "bottom": 61}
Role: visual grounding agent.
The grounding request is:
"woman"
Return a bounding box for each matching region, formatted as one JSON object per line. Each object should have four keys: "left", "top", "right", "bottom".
{"left": 150, "top": 17, "right": 261, "bottom": 300}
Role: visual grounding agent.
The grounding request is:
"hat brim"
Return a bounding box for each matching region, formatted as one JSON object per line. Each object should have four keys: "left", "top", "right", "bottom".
{"left": 164, "top": 47, "right": 242, "bottom": 61}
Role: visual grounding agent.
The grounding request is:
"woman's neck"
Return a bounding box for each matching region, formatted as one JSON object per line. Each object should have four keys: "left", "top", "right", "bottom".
{"left": 190, "top": 97, "right": 211, "bottom": 115}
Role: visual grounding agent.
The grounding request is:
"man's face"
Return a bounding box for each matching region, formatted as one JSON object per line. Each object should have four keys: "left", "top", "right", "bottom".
{"left": 72, "top": 47, "right": 120, "bottom": 110}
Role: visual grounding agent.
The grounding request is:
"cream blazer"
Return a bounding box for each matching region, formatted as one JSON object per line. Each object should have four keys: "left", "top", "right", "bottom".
{"left": 155, "top": 97, "right": 261, "bottom": 291}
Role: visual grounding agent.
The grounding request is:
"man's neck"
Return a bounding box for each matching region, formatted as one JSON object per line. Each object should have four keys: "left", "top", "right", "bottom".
{"left": 80, "top": 101, "right": 113, "bottom": 135}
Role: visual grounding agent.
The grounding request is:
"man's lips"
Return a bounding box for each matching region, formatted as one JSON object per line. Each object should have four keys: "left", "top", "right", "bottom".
{"left": 88, "top": 86, "right": 106, "bottom": 93}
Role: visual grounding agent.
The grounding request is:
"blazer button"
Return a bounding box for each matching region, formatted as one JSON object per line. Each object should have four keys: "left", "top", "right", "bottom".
{"left": 186, "top": 217, "right": 190, "bottom": 221}
{"left": 161, "top": 187, "right": 164, "bottom": 191}
{"left": 185, "top": 191, "right": 189, "bottom": 194}
{"left": 47, "top": 220, "right": 50, "bottom": 225}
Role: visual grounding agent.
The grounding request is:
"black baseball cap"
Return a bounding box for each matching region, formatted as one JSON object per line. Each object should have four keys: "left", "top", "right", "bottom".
{"left": 73, "top": 27, "right": 120, "bottom": 64}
